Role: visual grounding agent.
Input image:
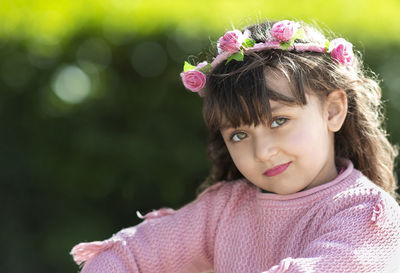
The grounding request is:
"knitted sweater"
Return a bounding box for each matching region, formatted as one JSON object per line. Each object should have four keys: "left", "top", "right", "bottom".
{"left": 71, "top": 160, "right": 400, "bottom": 272}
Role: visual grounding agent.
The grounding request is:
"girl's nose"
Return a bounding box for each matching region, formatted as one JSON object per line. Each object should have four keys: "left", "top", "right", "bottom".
{"left": 253, "top": 135, "right": 278, "bottom": 162}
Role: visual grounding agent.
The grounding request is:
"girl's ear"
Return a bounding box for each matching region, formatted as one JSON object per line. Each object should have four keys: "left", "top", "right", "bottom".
{"left": 325, "top": 90, "right": 348, "bottom": 132}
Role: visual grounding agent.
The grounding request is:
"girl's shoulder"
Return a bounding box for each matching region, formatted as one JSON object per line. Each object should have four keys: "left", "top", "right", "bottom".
{"left": 332, "top": 169, "right": 398, "bottom": 204}
{"left": 327, "top": 169, "right": 400, "bottom": 225}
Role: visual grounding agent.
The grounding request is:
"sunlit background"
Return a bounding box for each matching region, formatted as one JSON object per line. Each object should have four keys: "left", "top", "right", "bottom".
{"left": 1, "top": 0, "right": 400, "bottom": 272}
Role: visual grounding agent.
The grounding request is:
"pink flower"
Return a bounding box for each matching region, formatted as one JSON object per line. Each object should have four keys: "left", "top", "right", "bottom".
{"left": 270, "top": 20, "right": 299, "bottom": 42}
{"left": 180, "top": 70, "right": 206, "bottom": 92}
{"left": 329, "top": 38, "right": 354, "bottom": 66}
{"left": 217, "top": 30, "right": 244, "bottom": 54}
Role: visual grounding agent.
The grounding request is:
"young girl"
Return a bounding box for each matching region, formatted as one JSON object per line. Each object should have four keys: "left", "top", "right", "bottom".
{"left": 71, "top": 19, "right": 400, "bottom": 272}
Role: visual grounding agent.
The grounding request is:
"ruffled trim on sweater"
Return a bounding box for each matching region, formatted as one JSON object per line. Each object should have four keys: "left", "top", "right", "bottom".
{"left": 70, "top": 237, "right": 125, "bottom": 266}
{"left": 71, "top": 208, "right": 177, "bottom": 267}
{"left": 371, "top": 192, "right": 385, "bottom": 224}
{"left": 136, "top": 207, "right": 176, "bottom": 220}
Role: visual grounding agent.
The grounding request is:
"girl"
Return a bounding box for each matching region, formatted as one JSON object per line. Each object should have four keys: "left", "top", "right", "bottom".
{"left": 71, "top": 19, "right": 400, "bottom": 272}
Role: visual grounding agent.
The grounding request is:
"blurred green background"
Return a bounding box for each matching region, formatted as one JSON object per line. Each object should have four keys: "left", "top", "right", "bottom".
{"left": 1, "top": 0, "right": 400, "bottom": 272}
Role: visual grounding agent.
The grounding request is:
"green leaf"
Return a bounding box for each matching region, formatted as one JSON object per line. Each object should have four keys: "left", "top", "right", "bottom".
{"left": 284, "top": 28, "right": 305, "bottom": 48}
{"left": 279, "top": 29, "right": 305, "bottom": 51}
{"left": 198, "top": 63, "right": 212, "bottom": 74}
{"left": 242, "top": 38, "right": 256, "bottom": 48}
{"left": 325, "top": 40, "right": 331, "bottom": 52}
{"left": 281, "top": 42, "right": 291, "bottom": 50}
{"left": 225, "top": 50, "right": 244, "bottom": 64}
{"left": 293, "top": 28, "right": 305, "bottom": 41}
{"left": 183, "top": 61, "right": 196, "bottom": 72}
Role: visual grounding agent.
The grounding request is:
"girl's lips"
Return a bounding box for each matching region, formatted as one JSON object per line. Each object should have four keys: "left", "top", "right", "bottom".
{"left": 263, "top": 161, "right": 292, "bottom": 177}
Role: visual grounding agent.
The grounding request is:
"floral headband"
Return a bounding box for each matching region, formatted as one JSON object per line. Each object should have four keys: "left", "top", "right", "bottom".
{"left": 180, "top": 20, "right": 354, "bottom": 96}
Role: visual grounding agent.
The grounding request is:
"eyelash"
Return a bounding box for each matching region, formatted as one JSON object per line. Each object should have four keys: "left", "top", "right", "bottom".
{"left": 229, "top": 117, "right": 289, "bottom": 142}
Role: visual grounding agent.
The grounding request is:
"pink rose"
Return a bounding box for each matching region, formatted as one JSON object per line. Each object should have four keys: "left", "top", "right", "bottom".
{"left": 329, "top": 38, "right": 354, "bottom": 66}
{"left": 270, "top": 20, "right": 299, "bottom": 42}
{"left": 180, "top": 70, "right": 206, "bottom": 92}
{"left": 217, "top": 30, "right": 244, "bottom": 54}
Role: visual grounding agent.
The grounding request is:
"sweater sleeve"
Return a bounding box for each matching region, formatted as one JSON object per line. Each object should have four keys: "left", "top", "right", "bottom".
{"left": 263, "top": 191, "right": 400, "bottom": 273}
{"left": 70, "top": 182, "right": 232, "bottom": 273}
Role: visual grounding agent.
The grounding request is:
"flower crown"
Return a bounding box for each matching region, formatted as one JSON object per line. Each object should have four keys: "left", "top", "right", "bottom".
{"left": 180, "top": 20, "right": 354, "bottom": 96}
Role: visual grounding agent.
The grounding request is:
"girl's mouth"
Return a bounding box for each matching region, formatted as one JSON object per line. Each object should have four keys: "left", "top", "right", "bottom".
{"left": 263, "top": 161, "right": 292, "bottom": 177}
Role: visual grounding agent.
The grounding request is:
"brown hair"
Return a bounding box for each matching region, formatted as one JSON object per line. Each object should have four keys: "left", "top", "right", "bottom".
{"left": 198, "top": 20, "right": 398, "bottom": 197}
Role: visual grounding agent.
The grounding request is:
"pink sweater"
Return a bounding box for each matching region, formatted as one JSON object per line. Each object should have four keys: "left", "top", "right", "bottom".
{"left": 71, "top": 160, "right": 400, "bottom": 272}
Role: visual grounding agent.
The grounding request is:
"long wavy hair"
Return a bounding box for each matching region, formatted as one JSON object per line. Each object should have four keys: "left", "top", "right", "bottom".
{"left": 198, "top": 20, "right": 398, "bottom": 197}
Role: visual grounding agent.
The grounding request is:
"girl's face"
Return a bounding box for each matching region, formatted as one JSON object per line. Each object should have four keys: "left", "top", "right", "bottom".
{"left": 220, "top": 72, "right": 347, "bottom": 195}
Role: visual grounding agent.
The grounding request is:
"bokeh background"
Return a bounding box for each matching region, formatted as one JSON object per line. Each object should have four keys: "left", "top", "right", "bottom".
{"left": 1, "top": 0, "right": 400, "bottom": 272}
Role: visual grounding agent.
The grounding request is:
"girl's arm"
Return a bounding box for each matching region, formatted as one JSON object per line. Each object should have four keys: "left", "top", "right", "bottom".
{"left": 263, "top": 192, "right": 400, "bottom": 273}
{"left": 71, "top": 182, "right": 232, "bottom": 273}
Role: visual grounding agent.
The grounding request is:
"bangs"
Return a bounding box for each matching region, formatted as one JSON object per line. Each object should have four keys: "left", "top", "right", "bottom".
{"left": 203, "top": 52, "right": 308, "bottom": 131}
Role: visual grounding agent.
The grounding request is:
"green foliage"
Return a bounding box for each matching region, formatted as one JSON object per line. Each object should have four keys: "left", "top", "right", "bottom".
{"left": 243, "top": 38, "right": 256, "bottom": 48}
{"left": 281, "top": 28, "right": 305, "bottom": 49}
{"left": 184, "top": 61, "right": 196, "bottom": 72}
{"left": 292, "top": 28, "right": 304, "bottom": 42}
{"left": 0, "top": 31, "right": 211, "bottom": 273}
{"left": 280, "top": 42, "right": 292, "bottom": 50}
{"left": 226, "top": 49, "right": 244, "bottom": 64}
{"left": 325, "top": 40, "right": 331, "bottom": 52}
{"left": 1, "top": 0, "right": 400, "bottom": 46}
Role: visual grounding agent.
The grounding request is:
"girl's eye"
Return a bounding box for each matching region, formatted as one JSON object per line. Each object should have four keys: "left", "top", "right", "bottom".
{"left": 231, "top": 132, "right": 248, "bottom": 142}
{"left": 271, "top": 117, "right": 288, "bottom": 128}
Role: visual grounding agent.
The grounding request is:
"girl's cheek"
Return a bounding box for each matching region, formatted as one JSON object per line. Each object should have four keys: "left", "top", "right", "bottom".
{"left": 285, "top": 123, "right": 319, "bottom": 151}
{"left": 229, "top": 146, "right": 252, "bottom": 167}
{"left": 226, "top": 144, "right": 243, "bottom": 161}
{"left": 285, "top": 125, "right": 309, "bottom": 146}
